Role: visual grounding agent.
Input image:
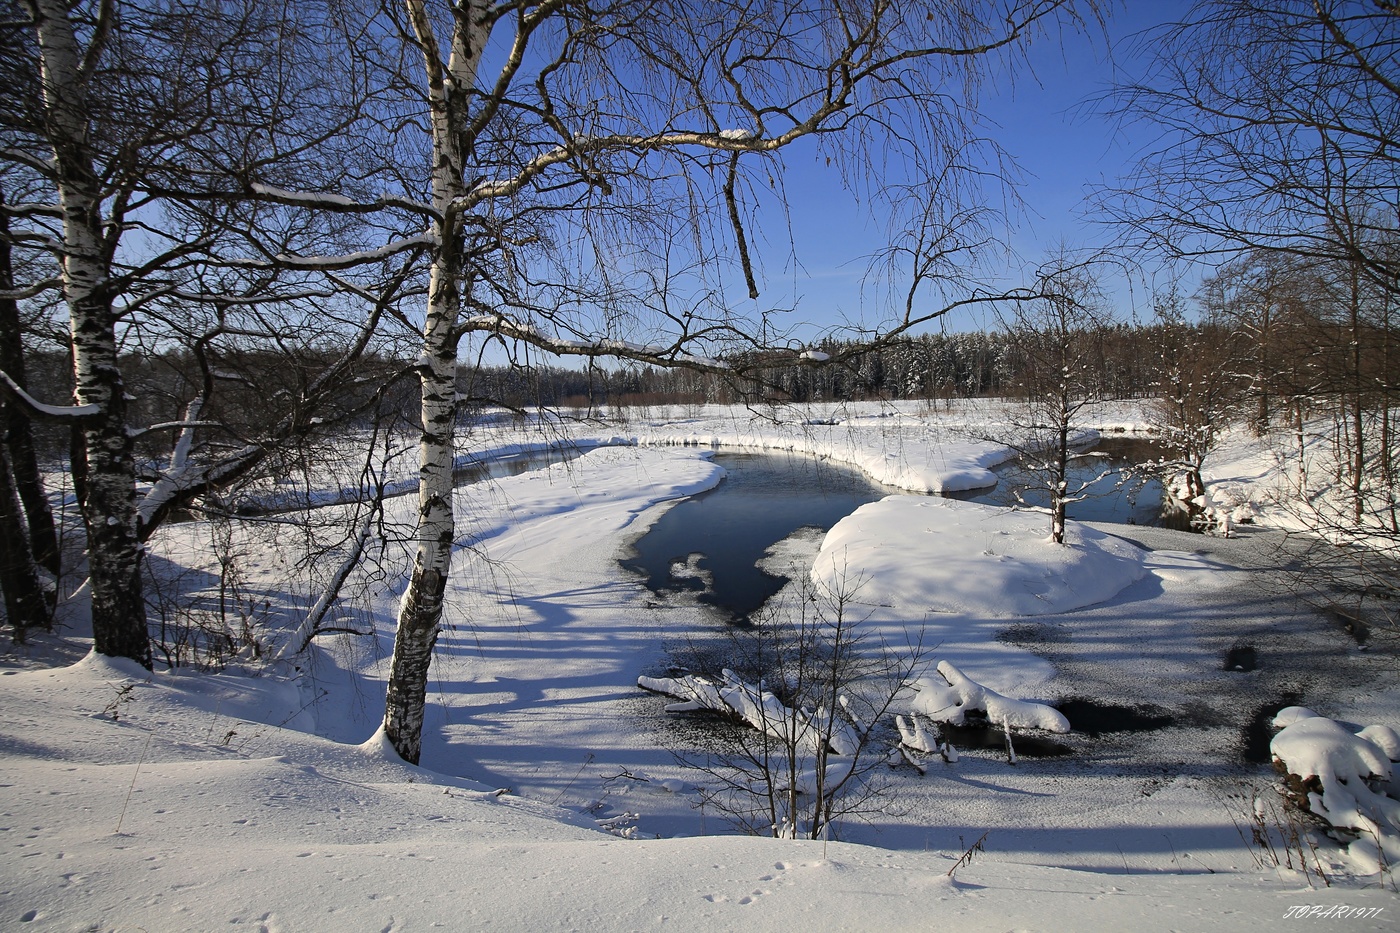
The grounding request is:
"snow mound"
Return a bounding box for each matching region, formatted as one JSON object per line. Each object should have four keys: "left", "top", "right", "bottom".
{"left": 812, "top": 497, "right": 1145, "bottom": 617}
{"left": 1272, "top": 706, "right": 1321, "bottom": 728}
{"left": 1271, "top": 715, "right": 1400, "bottom": 875}
{"left": 908, "top": 661, "right": 1070, "bottom": 733}
{"left": 1357, "top": 724, "right": 1400, "bottom": 761}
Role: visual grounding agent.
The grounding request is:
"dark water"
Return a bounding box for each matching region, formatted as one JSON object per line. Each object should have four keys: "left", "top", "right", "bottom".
{"left": 625, "top": 441, "right": 1170, "bottom": 622}
{"left": 945, "top": 437, "right": 1167, "bottom": 526}
{"left": 621, "top": 452, "right": 894, "bottom": 623}
{"left": 938, "top": 722, "right": 1074, "bottom": 757}
{"left": 1241, "top": 692, "right": 1306, "bottom": 764}
{"left": 1054, "top": 697, "right": 1177, "bottom": 737}
{"left": 453, "top": 447, "right": 582, "bottom": 485}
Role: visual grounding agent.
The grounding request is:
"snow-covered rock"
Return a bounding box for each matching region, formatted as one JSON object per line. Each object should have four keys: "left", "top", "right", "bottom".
{"left": 1271, "top": 715, "right": 1400, "bottom": 875}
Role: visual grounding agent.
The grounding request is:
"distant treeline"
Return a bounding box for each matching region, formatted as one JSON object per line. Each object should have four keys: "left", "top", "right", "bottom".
{"left": 457, "top": 325, "right": 1164, "bottom": 410}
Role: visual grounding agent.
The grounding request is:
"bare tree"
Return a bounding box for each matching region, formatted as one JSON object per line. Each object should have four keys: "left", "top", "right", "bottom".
{"left": 996, "top": 256, "right": 1111, "bottom": 544}
{"left": 351, "top": 0, "right": 1095, "bottom": 764}
{"left": 2, "top": 0, "right": 422, "bottom": 662}
{"left": 643, "top": 568, "right": 925, "bottom": 840}
{"left": 1108, "top": 1, "right": 1400, "bottom": 291}
{"left": 1107, "top": 0, "right": 1400, "bottom": 621}
{"left": 1149, "top": 284, "right": 1244, "bottom": 530}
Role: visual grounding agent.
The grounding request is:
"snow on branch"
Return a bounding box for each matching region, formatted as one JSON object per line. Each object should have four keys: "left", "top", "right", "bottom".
{"left": 270, "top": 233, "right": 439, "bottom": 270}
{"left": 0, "top": 278, "right": 62, "bottom": 301}
{"left": 639, "top": 670, "right": 860, "bottom": 756}
{"left": 136, "top": 441, "right": 264, "bottom": 528}
{"left": 220, "top": 233, "right": 438, "bottom": 272}
{"left": 909, "top": 661, "right": 1070, "bottom": 733}
{"left": 1, "top": 201, "right": 63, "bottom": 219}
{"left": 0, "top": 369, "right": 99, "bottom": 421}
{"left": 460, "top": 315, "right": 730, "bottom": 370}
{"left": 250, "top": 183, "right": 436, "bottom": 218}
{"left": 452, "top": 128, "right": 769, "bottom": 213}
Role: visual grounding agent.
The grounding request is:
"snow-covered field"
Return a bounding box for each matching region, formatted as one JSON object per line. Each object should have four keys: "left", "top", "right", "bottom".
{"left": 2, "top": 400, "right": 1396, "bottom": 931}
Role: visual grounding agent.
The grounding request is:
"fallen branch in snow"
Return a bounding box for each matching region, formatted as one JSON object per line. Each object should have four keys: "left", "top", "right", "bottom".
{"left": 908, "top": 661, "right": 1070, "bottom": 733}
{"left": 639, "top": 670, "right": 860, "bottom": 756}
{"left": 894, "top": 714, "right": 957, "bottom": 763}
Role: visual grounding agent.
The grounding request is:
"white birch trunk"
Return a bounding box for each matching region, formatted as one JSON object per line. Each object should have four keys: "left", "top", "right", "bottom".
{"left": 382, "top": 0, "right": 488, "bottom": 764}
{"left": 25, "top": 0, "right": 149, "bottom": 665}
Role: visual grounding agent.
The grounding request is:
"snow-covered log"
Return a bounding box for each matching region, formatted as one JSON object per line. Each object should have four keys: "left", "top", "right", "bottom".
{"left": 639, "top": 670, "right": 861, "bottom": 756}
{"left": 908, "top": 661, "right": 1070, "bottom": 733}
{"left": 895, "top": 714, "right": 938, "bottom": 753}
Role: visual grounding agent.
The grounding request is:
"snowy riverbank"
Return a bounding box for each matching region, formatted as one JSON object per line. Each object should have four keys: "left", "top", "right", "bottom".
{"left": 2, "top": 401, "right": 1396, "bottom": 930}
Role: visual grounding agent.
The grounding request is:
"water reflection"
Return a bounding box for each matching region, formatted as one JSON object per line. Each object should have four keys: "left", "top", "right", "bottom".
{"left": 622, "top": 451, "right": 895, "bottom": 623}
{"left": 453, "top": 447, "right": 582, "bottom": 485}
{"left": 626, "top": 441, "right": 1172, "bottom": 623}
{"left": 943, "top": 436, "right": 1168, "bottom": 526}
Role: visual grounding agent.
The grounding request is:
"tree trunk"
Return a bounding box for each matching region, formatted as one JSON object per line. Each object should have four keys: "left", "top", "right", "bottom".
{"left": 1347, "top": 265, "right": 1364, "bottom": 527}
{"left": 0, "top": 442, "right": 52, "bottom": 638}
{"left": 380, "top": 0, "right": 483, "bottom": 764}
{"left": 0, "top": 191, "right": 59, "bottom": 582}
{"left": 26, "top": 0, "right": 149, "bottom": 667}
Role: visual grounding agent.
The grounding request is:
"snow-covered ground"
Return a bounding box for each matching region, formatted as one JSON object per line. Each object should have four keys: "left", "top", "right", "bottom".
{"left": 2, "top": 400, "right": 1396, "bottom": 931}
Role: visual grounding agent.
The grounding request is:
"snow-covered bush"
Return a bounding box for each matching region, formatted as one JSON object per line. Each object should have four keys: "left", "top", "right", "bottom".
{"left": 640, "top": 570, "right": 925, "bottom": 840}
{"left": 893, "top": 662, "right": 1068, "bottom": 767}
{"left": 908, "top": 661, "right": 1070, "bottom": 733}
{"left": 1270, "top": 710, "right": 1400, "bottom": 876}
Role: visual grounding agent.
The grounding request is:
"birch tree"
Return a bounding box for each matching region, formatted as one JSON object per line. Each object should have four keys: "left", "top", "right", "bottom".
{"left": 340, "top": 0, "right": 1091, "bottom": 764}
{"left": 3, "top": 0, "right": 419, "bottom": 663}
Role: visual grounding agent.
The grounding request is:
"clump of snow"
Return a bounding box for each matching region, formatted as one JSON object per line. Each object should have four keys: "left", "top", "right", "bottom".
{"left": 1271, "top": 715, "right": 1400, "bottom": 875}
{"left": 1357, "top": 724, "right": 1400, "bottom": 761}
{"left": 894, "top": 713, "right": 938, "bottom": 753}
{"left": 1273, "top": 706, "right": 1321, "bottom": 728}
{"left": 908, "top": 661, "right": 1070, "bottom": 733}
{"left": 812, "top": 497, "right": 1146, "bottom": 617}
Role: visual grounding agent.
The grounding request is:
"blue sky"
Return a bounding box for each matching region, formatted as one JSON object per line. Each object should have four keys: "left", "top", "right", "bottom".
{"left": 755, "top": 2, "right": 1194, "bottom": 338}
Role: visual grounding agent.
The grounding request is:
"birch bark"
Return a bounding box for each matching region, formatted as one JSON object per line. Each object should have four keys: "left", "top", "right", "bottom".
{"left": 25, "top": 0, "right": 149, "bottom": 666}
{"left": 382, "top": 0, "right": 485, "bottom": 764}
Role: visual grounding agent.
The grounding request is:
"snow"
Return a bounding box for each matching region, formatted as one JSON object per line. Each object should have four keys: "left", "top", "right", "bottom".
{"left": 272, "top": 232, "right": 438, "bottom": 269}
{"left": 812, "top": 495, "right": 1146, "bottom": 617}
{"left": 5, "top": 399, "right": 1400, "bottom": 930}
{"left": 624, "top": 405, "right": 1013, "bottom": 493}
{"left": 1270, "top": 715, "right": 1400, "bottom": 874}
{"left": 639, "top": 669, "right": 862, "bottom": 755}
{"left": 1274, "top": 706, "right": 1323, "bottom": 728}
{"left": 0, "top": 368, "right": 100, "bottom": 418}
{"left": 909, "top": 661, "right": 1072, "bottom": 733}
